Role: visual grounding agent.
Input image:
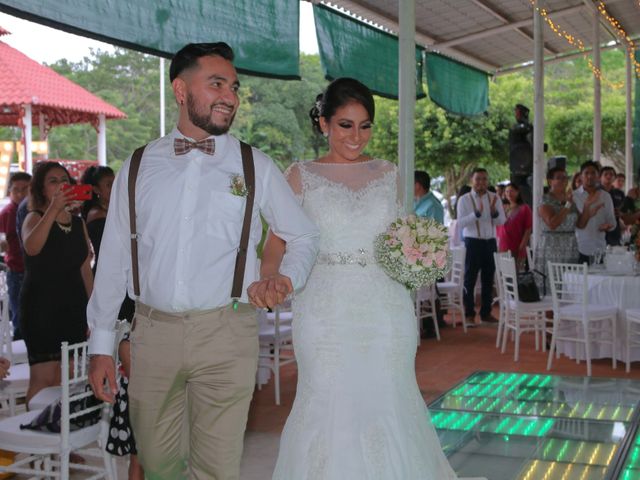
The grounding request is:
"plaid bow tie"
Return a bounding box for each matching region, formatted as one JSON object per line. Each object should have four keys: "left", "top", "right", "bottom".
{"left": 174, "top": 137, "right": 215, "bottom": 155}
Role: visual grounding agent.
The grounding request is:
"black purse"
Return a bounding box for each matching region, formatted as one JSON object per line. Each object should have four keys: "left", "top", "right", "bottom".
{"left": 517, "top": 270, "right": 541, "bottom": 302}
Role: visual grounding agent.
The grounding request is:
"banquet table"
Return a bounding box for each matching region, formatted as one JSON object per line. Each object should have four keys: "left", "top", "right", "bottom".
{"left": 555, "top": 269, "right": 640, "bottom": 362}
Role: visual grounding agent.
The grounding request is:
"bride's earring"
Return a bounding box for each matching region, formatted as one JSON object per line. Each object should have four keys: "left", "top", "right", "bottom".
{"left": 323, "top": 131, "right": 328, "bottom": 138}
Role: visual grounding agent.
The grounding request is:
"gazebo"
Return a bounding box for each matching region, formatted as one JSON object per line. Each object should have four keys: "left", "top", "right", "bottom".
{"left": 0, "top": 27, "right": 125, "bottom": 173}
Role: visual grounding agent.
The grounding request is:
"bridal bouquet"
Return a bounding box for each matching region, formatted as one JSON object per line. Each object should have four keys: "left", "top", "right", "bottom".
{"left": 374, "top": 215, "right": 450, "bottom": 289}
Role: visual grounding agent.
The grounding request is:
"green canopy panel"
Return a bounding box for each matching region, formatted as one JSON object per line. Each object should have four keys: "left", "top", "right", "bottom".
{"left": 634, "top": 49, "right": 640, "bottom": 176}
{"left": 425, "top": 52, "right": 489, "bottom": 117}
{"left": 0, "top": 0, "right": 300, "bottom": 79}
{"left": 313, "top": 4, "right": 425, "bottom": 100}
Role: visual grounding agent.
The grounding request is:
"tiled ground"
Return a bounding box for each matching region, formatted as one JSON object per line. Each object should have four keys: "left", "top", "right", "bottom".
{"left": 8, "top": 309, "right": 640, "bottom": 478}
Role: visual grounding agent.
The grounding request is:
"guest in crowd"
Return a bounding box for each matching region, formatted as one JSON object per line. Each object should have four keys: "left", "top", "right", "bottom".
{"left": 621, "top": 173, "right": 640, "bottom": 228}
{"left": 81, "top": 165, "right": 115, "bottom": 269}
{"left": 496, "top": 183, "right": 532, "bottom": 268}
{"left": 414, "top": 170, "right": 444, "bottom": 223}
{"left": 81, "top": 165, "right": 141, "bottom": 479}
{"left": 573, "top": 161, "right": 615, "bottom": 264}
{"left": 571, "top": 171, "right": 582, "bottom": 191}
{"left": 456, "top": 168, "right": 505, "bottom": 325}
{"left": 0, "top": 356, "right": 9, "bottom": 380}
{"left": 0, "top": 172, "right": 31, "bottom": 339}
{"left": 20, "top": 161, "right": 93, "bottom": 404}
{"left": 534, "top": 167, "right": 579, "bottom": 292}
{"left": 615, "top": 172, "right": 626, "bottom": 192}
{"left": 600, "top": 166, "right": 624, "bottom": 246}
{"left": 16, "top": 196, "right": 28, "bottom": 251}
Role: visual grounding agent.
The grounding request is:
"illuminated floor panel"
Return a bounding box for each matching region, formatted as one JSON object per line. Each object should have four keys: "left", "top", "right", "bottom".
{"left": 429, "top": 372, "right": 640, "bottom": 480}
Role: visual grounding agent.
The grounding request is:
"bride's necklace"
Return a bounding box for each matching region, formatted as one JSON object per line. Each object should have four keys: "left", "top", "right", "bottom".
{"left": 56, "top": 218, "right": 72, "bottom": 234}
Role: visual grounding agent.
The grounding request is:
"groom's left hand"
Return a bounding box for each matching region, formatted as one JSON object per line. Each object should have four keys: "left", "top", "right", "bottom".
{"left": 247, "top": 274, "right": 293, "bottom": 309}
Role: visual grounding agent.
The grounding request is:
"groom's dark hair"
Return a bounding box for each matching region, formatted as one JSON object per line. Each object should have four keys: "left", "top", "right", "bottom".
{"left": 170, "top": 42, "right": 235, "bottom": 82}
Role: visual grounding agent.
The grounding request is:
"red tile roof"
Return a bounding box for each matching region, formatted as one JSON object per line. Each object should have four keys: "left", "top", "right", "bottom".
{"left": 0, "top": 40, "right": 125, "bottom": 127}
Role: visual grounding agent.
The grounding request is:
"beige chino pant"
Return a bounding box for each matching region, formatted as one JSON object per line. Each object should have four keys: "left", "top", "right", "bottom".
{"left": 128, "top": 302, "right": 259, "bottom": 480}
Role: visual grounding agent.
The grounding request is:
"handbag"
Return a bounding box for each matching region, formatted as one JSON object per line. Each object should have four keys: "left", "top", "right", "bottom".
{"left": 517, "top": 270, "right": 541, "bottom": 302}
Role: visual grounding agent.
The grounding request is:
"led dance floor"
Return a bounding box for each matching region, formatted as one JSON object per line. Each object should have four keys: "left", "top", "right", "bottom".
{"left": 429, "top": 372, "right": 640, "bottom": 480}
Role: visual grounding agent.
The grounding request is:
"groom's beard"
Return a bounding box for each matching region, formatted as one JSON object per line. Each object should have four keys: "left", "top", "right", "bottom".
{"left": 186, "top": 91, "right": 236, "bottom": 136}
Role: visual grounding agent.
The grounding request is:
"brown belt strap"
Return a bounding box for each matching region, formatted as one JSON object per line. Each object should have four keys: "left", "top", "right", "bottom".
{"left": 126, "top": 141, "right": 255, "bottom": 302}
{"left": 128, "top": 145, "right": 146, "bottom": 297}
{"left": 232, "top": 141, "right": 256, "bottom": 300}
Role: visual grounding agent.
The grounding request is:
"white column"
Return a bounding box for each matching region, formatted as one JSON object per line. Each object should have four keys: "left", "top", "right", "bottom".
{"left": 23, "top": 104, "right": 33, "bottom": 174}
{"left": 593, "top": 9, "right": 601, "bottom": 164}
{"left": 398, "top": 0, "right": 416, "bottom": 214}
{"left": 160, "top": 57, "right": 166, "bottom": 137}
{"left": 532, "top": 1, "right": 545, "bottom": 251}
{"left": 97, "top": 113, "right": 107, "bottom": 166}
{"left": 625, "top": 48, "right": 633, "bottom": 192}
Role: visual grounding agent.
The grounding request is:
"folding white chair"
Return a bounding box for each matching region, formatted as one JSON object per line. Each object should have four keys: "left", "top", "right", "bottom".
{"left": 547, "top": 262, "right": 617, "bottom": 377}
{"left": 437, "top": 246, "right": 467, "bottom": 332}
{"left": 0, "top": 340, "right": 114, "bottom": 479}
{"left": 0, "top": 295, "right": 29, "bottom": 415}
{"left": 258, "top": 305, "right": 295, "bottom": 405}
{"left": 497, "top": 255, "right": 552, "bottom": 361}
{"left": 493, "top": 251, "right": 512, "bottom": 348}
{"left": 0, "top": 288, "right": 28, "bottom": 366}
{"left": 415, "top": 283, "right": 440, "bottom": 341}
{"left": 625, "top": 309, "right": 640, "bottom": 373}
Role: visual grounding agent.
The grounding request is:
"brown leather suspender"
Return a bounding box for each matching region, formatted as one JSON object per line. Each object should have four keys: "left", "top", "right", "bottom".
{"left": 127, "top": 141, "right": 255, "bottom": 303}
{"left": 128, "top": 145, "right": 146, "bottom": 297}
{"left": 231, "top": 142, "right": 256, "bottom": 301}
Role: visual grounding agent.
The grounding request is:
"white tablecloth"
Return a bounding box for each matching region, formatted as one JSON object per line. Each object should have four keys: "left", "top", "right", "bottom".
{"left": 556, "top": 271, "right": 640, "bottom": 362}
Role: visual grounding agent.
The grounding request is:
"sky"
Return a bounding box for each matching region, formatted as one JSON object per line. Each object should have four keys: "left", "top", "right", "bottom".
{"left": 0, "top": 2, "right": 319, "bottom": 64}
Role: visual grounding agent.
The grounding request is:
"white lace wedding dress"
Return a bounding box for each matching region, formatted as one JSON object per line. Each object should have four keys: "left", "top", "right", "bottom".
{"left": 272, "top": 160, "right": 471, "bottom": 480}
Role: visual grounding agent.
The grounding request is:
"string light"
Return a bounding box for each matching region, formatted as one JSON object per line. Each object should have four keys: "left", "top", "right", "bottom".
{"left": 529, "top": 1, "right": 639, "bottom": 89}
{"left": 596, "top": 1, "right": 640, "bottom": 78}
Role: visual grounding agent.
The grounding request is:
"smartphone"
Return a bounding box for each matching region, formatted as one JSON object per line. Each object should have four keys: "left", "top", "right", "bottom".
{"left": 62, "top": 184, "right": 93, "bottom": 201}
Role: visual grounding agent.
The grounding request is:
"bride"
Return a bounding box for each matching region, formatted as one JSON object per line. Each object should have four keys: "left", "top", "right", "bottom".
{"left": 258, "top": 78, "right": 473, "bottom": 479}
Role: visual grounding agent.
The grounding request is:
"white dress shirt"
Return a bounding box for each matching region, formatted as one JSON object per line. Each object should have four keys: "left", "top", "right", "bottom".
{"left": 456, "top": 190, "right": 506, "bottom": 239}
{"left": 573, "top": 186, "right": 616, "bottom": 256}
{"left": 87, "top": 128, "right": 320, "bottom": 355}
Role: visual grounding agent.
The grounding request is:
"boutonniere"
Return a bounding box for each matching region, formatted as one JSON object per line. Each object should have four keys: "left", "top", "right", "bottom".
{"left": 229, "top": 173, "right": 249, "bottom": 197}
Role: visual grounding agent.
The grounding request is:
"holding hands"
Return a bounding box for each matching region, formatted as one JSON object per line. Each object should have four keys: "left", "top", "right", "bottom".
{"left": 247, "top": 274, "right": 293, "bottom": 309}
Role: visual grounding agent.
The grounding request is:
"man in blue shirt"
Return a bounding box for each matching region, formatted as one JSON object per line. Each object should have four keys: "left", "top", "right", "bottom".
{"left": 414, "top": 171, "right": 444, "bottom": 223}
{"left": 414, "top": 170, "right": 446, "bottom": 338}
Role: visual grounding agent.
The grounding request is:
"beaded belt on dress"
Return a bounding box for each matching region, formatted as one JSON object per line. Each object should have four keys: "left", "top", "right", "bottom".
{"left": 316, "top": 249, "right": 376, "bottom": 267}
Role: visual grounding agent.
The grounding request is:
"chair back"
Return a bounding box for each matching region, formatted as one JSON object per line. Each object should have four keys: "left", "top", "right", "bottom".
{"left": 0, "top": 291, "right": 13, "bottom": 362}
{"left": 498, "top": 255, "right": 519, "bottom": 304}
{"left": 526, "top": 245, "right": 534, "bottom": 271}
{"left": 450, "top": 247, "right": 466, "bottom": 286}
{"left": 60, "top": 341, "right": 105, "bottom": 451}
{"left": 547, "top": 262, "right": 588, "bottom": 312}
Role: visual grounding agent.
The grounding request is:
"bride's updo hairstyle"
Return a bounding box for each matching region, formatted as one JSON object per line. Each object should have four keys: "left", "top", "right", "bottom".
{"left": 309, "top": 77, "right": 375, "bottom": 135}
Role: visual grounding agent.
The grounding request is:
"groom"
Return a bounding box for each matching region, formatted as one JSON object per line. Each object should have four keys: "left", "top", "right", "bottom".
{"left": 87, "top": 42, "right": 319, "bottom": 479}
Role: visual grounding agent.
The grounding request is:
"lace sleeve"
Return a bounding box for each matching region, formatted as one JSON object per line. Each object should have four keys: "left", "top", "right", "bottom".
{"left": 283, "top": 162, "right": 304, "bottom": 204}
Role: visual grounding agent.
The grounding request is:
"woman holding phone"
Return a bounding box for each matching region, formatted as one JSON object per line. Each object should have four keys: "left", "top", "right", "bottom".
{"left": 20, "top": 161, "right": 93, "bottom": 404}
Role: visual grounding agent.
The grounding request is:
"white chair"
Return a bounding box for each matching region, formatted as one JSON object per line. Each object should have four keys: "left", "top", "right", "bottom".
{"left": 526, "top": 245, "right": 535, "bottom": 272}
{"left": 437, "top": 247, "right": 467, "bottom": 332}
{"left": 493, "top": 251, "right": 515, "bottom": 348}
{"left": 497, "top": 255, "right": 552, "bottom": 361}
{"left": 0, "top": 297, "right": 29, "bottom": 415}
{"left": 546, "top": 262, "right": 617, "bottom": 377}
{"left": 0, "top": 292, "right": 28, "bottom": 365}
{"left": 415, "top": 283, "right": 440, "bottom": 341}
{"left": 625, "top": 309, "right": 640, "bottom": 373}
{"left": 258, "top": 305, "right": 295, "bottom": 405}
{"left": 0, "top": 340, "right": 114, "bottom": 479}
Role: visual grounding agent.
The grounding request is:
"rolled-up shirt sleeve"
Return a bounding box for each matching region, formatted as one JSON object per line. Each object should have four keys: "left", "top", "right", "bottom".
{"left": 86, "top": 156, "right": 133, "bottom": 356}
{"left": 260, "top": 161, "right": 319, "bottom": 291}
